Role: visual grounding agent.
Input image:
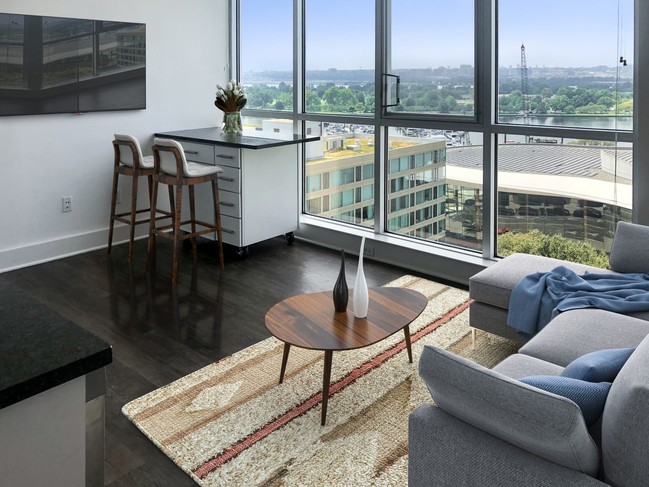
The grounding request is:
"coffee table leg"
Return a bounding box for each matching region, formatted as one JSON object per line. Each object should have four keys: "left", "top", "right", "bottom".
{"left": 404, "top": 325, "right": 413, "bottom": 363}
{"left": 279, "top": 343, "right": 291, "bottom": 384}
{"left": 321, "top": 350, "right": 333, "bottom": 426}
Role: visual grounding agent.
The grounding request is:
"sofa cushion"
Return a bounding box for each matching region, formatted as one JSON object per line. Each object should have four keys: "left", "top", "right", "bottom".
{"left": 494, "top": 353, "right": 564, "bottom": 379}
{"left": 601, "top": 334, "right": 649, "bottom": 486}
{"left": 469, "top": 253, "right": 609, "bottom": 310}
{"left": 419, "top": 345, "right": 600, "bottom": 475}
{"left": 519, "top": 376, "right": 611, "bottom": 426}
{"left": 561, "top": 348, "right": 635, "bottom": 382}
{"left": 518, "top": 309, "right": 649, "bottom": 367}
{"left": 409, "top": 404, "right": 609, "bottom": 487}
{"left": 609, "top": 221, "right": 649, "bottom": 274}
{"left": 469, "top": 301, "right": 524, "bottom": 342}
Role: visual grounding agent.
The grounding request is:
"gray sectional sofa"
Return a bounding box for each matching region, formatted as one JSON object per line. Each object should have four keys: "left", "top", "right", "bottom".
{"left": 468, "top": 221, "right": 649, "bottom": 342}
{"left": 409, "top": 221, "right": 649, "bottom": 486}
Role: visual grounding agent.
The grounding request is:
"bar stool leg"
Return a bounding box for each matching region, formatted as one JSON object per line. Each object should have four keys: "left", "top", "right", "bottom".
{"left": 146, "top": 175, "right": 160, "bottom": 272}
{"left": 107, "top": 168, "right": 119, "bottom": 254}
{"left": 189, "top": 185, "right": 197, "bottom": 260}
{"left": 147, "top": 174, "right": 153, "bottom": 204}
{"left": 128, "top": 174, "right": 139, "bottom": 265}
{"left": 167, "top": 185, "right": 175, "bottom": 216}
{"left": 171, "top": 183, "right": 184, "bottom": 284}
{"left": 211, "top": 180, "right": 225, "bottom": 269}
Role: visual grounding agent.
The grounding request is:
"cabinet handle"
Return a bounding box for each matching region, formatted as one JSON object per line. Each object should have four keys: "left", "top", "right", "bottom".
{"left": 216, "top": 154, "right": 235, "bottom": 160}
{"left": 218, "top": 176, "right": 235, "bottom": 182}
{"left": 219, "top": 202, "right": 235, "bottom": 207}
{"left": 184, "top": 150, "right": 199, "bottom": 155}
{"left": 221, "top": 228, "right": 235, "bottom": 235}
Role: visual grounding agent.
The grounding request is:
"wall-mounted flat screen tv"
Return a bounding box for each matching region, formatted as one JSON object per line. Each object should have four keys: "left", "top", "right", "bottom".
{"left": 0, "top": 13, "right": 145, "bottom": 116}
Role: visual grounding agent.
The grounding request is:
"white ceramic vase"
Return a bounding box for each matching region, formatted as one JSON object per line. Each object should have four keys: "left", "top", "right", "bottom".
{"left": 353, "top": 236, "right": 369, "bottom": 318}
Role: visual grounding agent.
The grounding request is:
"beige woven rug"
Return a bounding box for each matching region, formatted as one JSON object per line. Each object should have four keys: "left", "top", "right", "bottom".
{"left": 122, "top": 275, "right": 518, "bottom": 486}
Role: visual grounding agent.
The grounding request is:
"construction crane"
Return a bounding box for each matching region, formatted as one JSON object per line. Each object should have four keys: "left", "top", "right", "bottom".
{"left": 520, "top": 43, "right": 530, "bottom": 123}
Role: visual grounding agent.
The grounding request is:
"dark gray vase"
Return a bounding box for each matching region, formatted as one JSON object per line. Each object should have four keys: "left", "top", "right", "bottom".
{"left": 333, "top": 249, "right": 349, "bottom": 312}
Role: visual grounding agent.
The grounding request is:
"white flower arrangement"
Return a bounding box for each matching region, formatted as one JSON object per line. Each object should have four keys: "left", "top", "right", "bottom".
{"left": 214, "top": 80, "right": 247, "bottom": 113}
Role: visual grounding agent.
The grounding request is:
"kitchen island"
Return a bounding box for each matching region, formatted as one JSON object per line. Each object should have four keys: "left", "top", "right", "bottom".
{"left": 0, "top": 279, "right": 112, "bottom": 487}
{"left": 154, "top": 127, "right": 320, "bottom": 257}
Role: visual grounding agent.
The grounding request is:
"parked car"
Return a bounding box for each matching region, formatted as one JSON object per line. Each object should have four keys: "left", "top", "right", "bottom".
{"left": 517, "top": 206, "right": 540, "bottom": 216}
{"left": 498, "top": 206, "right": 516, "bottom": 216}
{"left": 573, "top": 207, "right": 603, "bottom": 219}
{"left": 546, "top": 207, "right": 570, "bottom": 216}
{"left": 462, "top": 219, "right": 477, "bottom": 230}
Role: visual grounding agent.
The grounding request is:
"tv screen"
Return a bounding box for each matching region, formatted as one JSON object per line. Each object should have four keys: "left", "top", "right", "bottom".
{"left": 0, "top": 13, "right": 145, "bottom": 116}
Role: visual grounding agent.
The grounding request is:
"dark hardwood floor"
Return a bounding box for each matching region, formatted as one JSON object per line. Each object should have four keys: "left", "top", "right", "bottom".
{"left": 1, "top": 236, "right": 416, "bottom": 486}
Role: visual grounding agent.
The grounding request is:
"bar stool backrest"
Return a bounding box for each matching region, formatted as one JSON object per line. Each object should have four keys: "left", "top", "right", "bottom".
{"left": 153, "top": 138, "right": 192, "bottom": 177}
{"left": 113, "top": 133, "right": 148, "bottom": 168}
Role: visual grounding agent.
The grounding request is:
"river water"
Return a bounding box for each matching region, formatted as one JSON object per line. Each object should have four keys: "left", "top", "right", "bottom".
{"left": 462, "top": 116, "right": 632, "bottom": 146}
{"left": 497, "top": 115, "right": 632, "bottom": 131}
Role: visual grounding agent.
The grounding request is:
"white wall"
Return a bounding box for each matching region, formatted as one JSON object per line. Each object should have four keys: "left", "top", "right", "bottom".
{"left": 0, "top": 0, "right": 229, "bottom": 272}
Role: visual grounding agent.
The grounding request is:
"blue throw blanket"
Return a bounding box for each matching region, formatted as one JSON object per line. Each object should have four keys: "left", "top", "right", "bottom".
{"left": 508, "top": 266, "right": 649, "bottom": 339}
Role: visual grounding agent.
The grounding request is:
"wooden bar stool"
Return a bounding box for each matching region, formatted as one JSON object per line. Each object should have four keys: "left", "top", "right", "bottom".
{"left": 108, "top": 134, "right": 172, "bottom": 264}
{"left": 147, "top": 138, "right": 225, "bottom": 283}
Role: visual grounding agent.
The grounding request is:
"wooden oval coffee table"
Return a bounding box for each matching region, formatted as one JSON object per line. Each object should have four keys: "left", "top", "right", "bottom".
{"left": 265, "top": 287, "right": 427, "bottom": 425}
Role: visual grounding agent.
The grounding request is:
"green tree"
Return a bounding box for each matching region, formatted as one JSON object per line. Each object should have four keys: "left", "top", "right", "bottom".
{"left": 597, "top": 95, "right": 616, "bottom": 108}
{"left": 247, "top": 88, "right": 273, "bottom": 109}
{"left": 576, "top": 103, "right": 608, "bottom": 114}
{"left": 445, "top": 95, "right": 458, "bottom": 111}
{"left": 498, "top": 230, "right": 609, "bottom": 268}
{"left": 276, "top": 92, "right": 293, "bottom": 110}
{"left": 306, "top": 90, "right": 322, "bottom": 112}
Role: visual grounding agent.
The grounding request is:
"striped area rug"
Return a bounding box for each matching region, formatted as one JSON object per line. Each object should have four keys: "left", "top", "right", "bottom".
{"left": 122, "top": 276, "right": 518, "bottom": 486}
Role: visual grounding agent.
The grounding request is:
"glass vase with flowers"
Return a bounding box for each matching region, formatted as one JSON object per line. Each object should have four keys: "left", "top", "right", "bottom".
{"left": 214, "top": 80, "right": 247, "bottom": 135}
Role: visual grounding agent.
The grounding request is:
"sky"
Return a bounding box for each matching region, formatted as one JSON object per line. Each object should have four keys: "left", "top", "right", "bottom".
{"left": 239, "top": 0, "right": 633, "bottom": 72}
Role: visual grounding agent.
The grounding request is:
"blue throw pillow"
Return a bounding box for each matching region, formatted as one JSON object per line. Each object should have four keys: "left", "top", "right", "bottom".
{"left": 561, "top": 348, "right": 635, "bottom": 382}
{"left": 519, "top": 375, "right": 611, "bottom": 426}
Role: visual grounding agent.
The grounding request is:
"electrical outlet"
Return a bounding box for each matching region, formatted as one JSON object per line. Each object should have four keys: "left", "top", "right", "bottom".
{"left": 62, "top": 196, "right": 72, "bottom": 213}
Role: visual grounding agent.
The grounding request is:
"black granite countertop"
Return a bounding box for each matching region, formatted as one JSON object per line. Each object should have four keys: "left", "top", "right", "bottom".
{"left": 0, "top": 279, "right": 112, "bottom": 409}
{"left": 154, "top": 127, "right": 320, "bottom": 149}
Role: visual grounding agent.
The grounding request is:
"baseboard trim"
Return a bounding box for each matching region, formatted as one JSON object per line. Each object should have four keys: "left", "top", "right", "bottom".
{"left": 0, "top": 224, "right": 147, "bottom": 274}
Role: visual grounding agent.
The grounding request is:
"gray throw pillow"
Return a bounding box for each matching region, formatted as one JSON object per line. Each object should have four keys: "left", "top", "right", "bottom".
{"left": 418, "top": 345, "right": 600, "bottom": 476}
{"left": 519, "top": 375, "right": 611, "bottom": 426}
{"left": 609, "top": 221, "right": 649, "bottom": 273}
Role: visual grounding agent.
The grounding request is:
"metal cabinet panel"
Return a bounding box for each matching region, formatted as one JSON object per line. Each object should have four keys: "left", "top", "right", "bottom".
{"left": 214, "top": 146, "right": 241, "bottom": 168}
{"left": 178, "top": 141, "right": 214, "bottom": 164}
{"left": 218, "top": 190, "right": 241, "bottom": 218}
{"left": 217, "top": 166, "right": 241, "bottom": 193}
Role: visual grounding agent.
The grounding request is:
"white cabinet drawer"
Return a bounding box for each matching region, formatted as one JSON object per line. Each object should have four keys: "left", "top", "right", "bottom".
{"left": 219, "top": 215, "right": 242, "bottom": 247}
{"left": 214, "top": 146, "right": 240, "bottom": 168}
{"left": 218, "top": 190, "right": 241, "bottom": 218}
{"left": 179, "top": 141, "right": 214, "bottom": 164}
{"left": 217, "top": 166, "right": 241, "bottom": 193}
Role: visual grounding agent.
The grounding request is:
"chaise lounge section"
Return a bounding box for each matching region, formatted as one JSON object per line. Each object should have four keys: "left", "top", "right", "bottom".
{"left": 409, "top": 221, "right": 649, "bottom": 486}
{"left": 468, "top": 221, "right": 649, "bottom": 341}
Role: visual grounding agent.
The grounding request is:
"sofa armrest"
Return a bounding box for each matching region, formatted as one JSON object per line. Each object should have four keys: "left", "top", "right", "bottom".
{"left": 419, "top": 345, "right": 600, "bottom": 475}
{"left": 408, "top": 404, "right": 607, "bottom": 487}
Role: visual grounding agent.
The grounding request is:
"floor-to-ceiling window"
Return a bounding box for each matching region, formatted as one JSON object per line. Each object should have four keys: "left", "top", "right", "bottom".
{"left": 239, "top": 0, "right": 293, "bottom": 111}
{"left": 234, "top": 0, "right": 635, "bottom": 262}
{"left": 495, "top": 0, "right": 633, "bottom": 256}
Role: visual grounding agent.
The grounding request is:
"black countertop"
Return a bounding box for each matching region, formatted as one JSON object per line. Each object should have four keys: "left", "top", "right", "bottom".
{"left": 0, "top": 279, "right": 112, "bottom": 409}
{"left": 154, "top": 127, "right": 320, "bottom": 150}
